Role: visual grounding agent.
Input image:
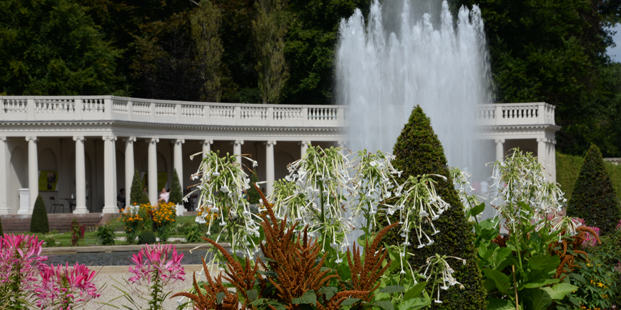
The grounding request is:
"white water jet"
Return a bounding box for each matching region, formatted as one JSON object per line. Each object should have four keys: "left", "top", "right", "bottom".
{"left": 336, "top": 0, "right": 493, "bottom": 181}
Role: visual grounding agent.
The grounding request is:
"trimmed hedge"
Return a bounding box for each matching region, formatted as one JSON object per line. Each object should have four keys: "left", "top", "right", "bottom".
{"left": 566, "top": 144, "right": 621, "bottom": 234}
{"left": 170, "top": 169, "right": 182, "bottom": 205}
{"left": 30, "top": 194, "right": 49, "bottom": 233}
{"left": 130, "top": 169, "right": 150, "bottom": 205}
{"left": 557, "top": 152, "right": 621, "bottom": 201}
{"left": 380, "top": 105, "right": 486, "bottom": 309}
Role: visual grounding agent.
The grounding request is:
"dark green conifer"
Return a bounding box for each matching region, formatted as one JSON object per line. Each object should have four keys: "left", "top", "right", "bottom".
{"left": 130, "top": 169, "right": 150, "bottom": 205}
{"left": 381, "top": 105, "right": 486, "bottom": 309}
{"left": 247, "top": 170, "right": 260, "bottom": 204}
{"left": 170, "top": 169, "right": 183, "bottom": 205}
{"left": 567, "top": 144, "right": 621, "bottom": 234}
{"left": 30, "top": 194, "right": 49, "bottom": 233}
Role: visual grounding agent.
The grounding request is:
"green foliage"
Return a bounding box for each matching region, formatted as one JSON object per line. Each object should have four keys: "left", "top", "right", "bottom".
{"left": 95, "top": 223, "right": 115, "bottom": 245}
{"left": 246, "top": 170, "right": 261, "bottom": 204}
{"left": 557, "top": 257, "right": 619, "bottom": 310}
{"left": 71, "top": 218, "right": 83, "bottom": 246}
{"left": 138, "top": 230, "right": 157, "bottom": 244}
{"left": 557, "top": 151, "right": 621, "bottom": 201}
{"left": 253, "top": 0, "right": 290, "bottom": 103}
{"left": 381, "top": 105, "right": 486, "bottom": 309}
{"left": 170, "top": 169, "right": 183, "bottom": 205}
{"left": 567, "top": 144, "right": 621, "bottom": 234}
{"left": 454, "top": 0, "right": 621, "bottom": 156}
{"left": 591, "top": 225, "right": 621, "bottom": 306}
{"left": 0, "top": 0, "right": 123, "bottom": 95}
{"left": 130, "top": 169, "right": 150, "bottom": 206}
{"left": 191, "top": 0, "right": 223, "bottom": 102}
{"left": 43, "top": 233, "right": 57, "bottom": 247}
{"left": 30, "top": 195, "right": 49, "bottom": 233}
{"left": 184, "top": 223, "right": 203, "bottom": 243}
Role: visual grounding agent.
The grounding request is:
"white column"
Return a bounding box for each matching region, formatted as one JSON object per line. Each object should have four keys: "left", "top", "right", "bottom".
{"left": 73, "top": 136, "right": 89, "bottom": 214}
{"left": 300, "top": 140, "right": 310, "bottom": 158}
{"left": 26, "top": 136, "right": 38, "bottom": 214}
{"left": 265, "top": 140, "right": 276, "bottom": 195}
{"left": 202, "top": 139, "right": 213, "bottom": 159}
{"left": 173, "top": 139, "right": 185, "bottom": 190}
{"left": 148, "top": 138, "right": 159, "bottom": 205}
{"left": 233, "top": 140, "right": 244, "bottom": 157}
{"left": 537, "top": 138, "right": 547, "bottom": 167}
{"left": 495, "top": 139, "right": 505, "bottom": 163}
{"left": 102, "top": 136, "right": 118, "bottom": 213}
{"left": 550, "top": 140, "right": 557, "bottom": 182}
{"left": 0, "top": 137, "right": 8, "bottom": 215}
{"left": 124, "top": 137, "right": 136, "bottom": 208}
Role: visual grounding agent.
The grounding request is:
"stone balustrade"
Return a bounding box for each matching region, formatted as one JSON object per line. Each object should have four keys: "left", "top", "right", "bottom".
{"left": 477, "top": 102, "right": 555, "bottom": 126}
{"left": 0, "top": 96, "right": 346, "bottom": 127}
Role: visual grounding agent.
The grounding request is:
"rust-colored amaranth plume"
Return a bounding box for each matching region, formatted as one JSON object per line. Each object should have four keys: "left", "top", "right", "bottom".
{"left": 171, "top": 256, "right": 239, "bottom": 310}
{"left": 550, "top": 225, "right": 601, "bottom": 279}
{"left": 346, "top": 222, "right": 399, "bottom": 301}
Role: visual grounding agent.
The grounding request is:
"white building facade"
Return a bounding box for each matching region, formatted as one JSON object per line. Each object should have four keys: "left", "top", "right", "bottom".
{"left": 0, "top": 96, "right": 559, "bottom": 215}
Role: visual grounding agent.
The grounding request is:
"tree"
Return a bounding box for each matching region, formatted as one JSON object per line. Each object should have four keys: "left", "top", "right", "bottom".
{"left": 30, "top": 195, "right": 49, "bottom": 233}
{"left": 0, "top": 0, "right": 123, "bottom": 95}
{"left": 380, "top": 106, "right": 486, "bottom": 309}
{"left": 130, "top": 169, "right": 150, "bottom": 205}
{"left": 567, "top": 144, "right": 621, "bottom": 234}
{"left": 191, "top": 0, "right": 224, "bottom": 102}
{"left": 170, "top": 169, "right": 183, "bottom": 205}
{"left": 252, "top": 0, "right": 290, "bottom": 104}
{"left": 246, "top": 170, "right": 260, "bottom": 204}
{"left": 455, "top": 0, "right": 621, "bottom": 156}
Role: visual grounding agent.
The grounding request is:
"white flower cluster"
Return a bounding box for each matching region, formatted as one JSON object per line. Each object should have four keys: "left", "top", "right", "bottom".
{"left": 188, "top": 151, "right": 261, "bottom": 257}
{"left": 449, "top": 167, "right": 485, "bottom": 218}
{"left": 420, "top": 254, "right": 466, "bottom": 304}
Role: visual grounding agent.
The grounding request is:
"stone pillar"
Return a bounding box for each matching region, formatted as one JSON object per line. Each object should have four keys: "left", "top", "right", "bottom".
{"left": 550, "top": 140, "right": 557, "bottom": 182}
{"left": 25, "top": 136, "right": 38, "bottom": 214}
{"left": 265, "top": 140, "right": 276, "bottom": 195}
{"left": 537, "top": 138, "right": 547, "bottom": 167}
{"left": 73, "top": 136, "right": 89, "bottom": 214}
{"left": 300, "top": 140, "right": 310, "bottom": 158}
{"left": 233, "top": 140, "right": 244, "bottom": 157}
{"left": 102, "top": 136, "right": 118, "bottom": 213}
{"left": 202, "top": 139, "right": 213, "bottom": 159}
{"left": 173, "top": 139, "right": 185, "bottom": 190}
{"left": 148, "top": 138, "right": 159, "bottom": 205}
{"left": 0, "top": 137, "right": 8, "bottom": 215}
{"left": 495, "top": 139, "right": 505, "bottom": 163}
{"left": 124, "top": 137, "right": 136, "bottom": 208}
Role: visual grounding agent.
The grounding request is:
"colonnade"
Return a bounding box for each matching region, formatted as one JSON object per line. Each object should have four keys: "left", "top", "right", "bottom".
{"left": 10, "top": 136, "right": 336, "bottom": 214}
{"left": 494, "top": 137, "right": 557, "bottom": 181}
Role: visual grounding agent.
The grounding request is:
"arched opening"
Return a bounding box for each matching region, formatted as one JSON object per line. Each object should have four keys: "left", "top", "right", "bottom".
{"left": 9, "top": 147, "right": 27, "bottom": 214}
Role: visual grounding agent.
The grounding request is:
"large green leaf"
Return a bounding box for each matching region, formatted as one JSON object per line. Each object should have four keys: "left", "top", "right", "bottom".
{"left": 542, "top": 283, "right": 579, "bottom": 300}
{"left": 487, "top": 298, "right": 515, "bottom": 310}
{"left": 397, "top": 297, "right": 431, "bottom": 310}
{"left": 372, "top": 301, "right": 394, "bottom": 310}
{"left": 491, "top": 247, "right": 515, "bottom": 270}
{"left": 523, "top": 278, "right": 559, "bottom": 289}
{"left": 483, "top": 268, "right": 511, "bottom": 293}
{"left": 403, "top": 282, "right": 427, "bottom": 300}
{"left": 291, "top": 290, "right": 317, "bottom": 305}
{"left": 318, "top": 287, "right": 337, "bottom": 300}
{"left": 247, "top": 289, "right": 258, "bottom": 302}
{"left": 468, "top": 202, "right": 486, "bottom": 218}
{"left": 216, "top": 292, "right": 225, "bottom": 305}
{"left": 522, "top": 288, "right": 552, "bottom": 310}
{"left": 379, "top": 286, "right": 405, "bottom": 294}
{"left": 340, "top": 298, "right": 361, "bottom": 306}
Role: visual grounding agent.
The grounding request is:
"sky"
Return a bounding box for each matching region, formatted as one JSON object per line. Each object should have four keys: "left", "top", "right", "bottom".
{"left": 608, "top": 25, "right": 621, "bottom": 62}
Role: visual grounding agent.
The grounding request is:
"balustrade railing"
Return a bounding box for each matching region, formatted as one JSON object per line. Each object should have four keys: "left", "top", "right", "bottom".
{"left": 0, "top": 96, "right": 555, "bottom": 128}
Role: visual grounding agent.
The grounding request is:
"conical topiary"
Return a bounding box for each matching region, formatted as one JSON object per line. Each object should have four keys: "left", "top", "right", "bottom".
{"left": 246, "top": 170, "right": 260, "bottom": 204}
{"left": 170, "top": 169, "right": 183, "bottom": 205}
{"left": 380, "top": 105, "right": 486, "bottom": 309}
{"left": 567, "top": 144, "right": 621, "bottom": 234}
{"left": 30, "top": 194, "right": 49, "bottom": 233}
{"left": 130, "top": 169, "right": 150, "bottom": 206}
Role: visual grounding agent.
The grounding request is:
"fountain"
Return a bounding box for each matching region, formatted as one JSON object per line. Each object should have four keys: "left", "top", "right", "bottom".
{"left": 336, "top": 0, "right": 494, "bottom": 181}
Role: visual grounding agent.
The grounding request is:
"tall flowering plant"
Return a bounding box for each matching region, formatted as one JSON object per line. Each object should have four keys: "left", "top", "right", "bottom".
{"left": 0, "top": 234, "right": 47, "bottom": 309}
{"left": 128, "top": 243, "right": 185, "bottom": 310}
{"left": 34, "top": 263, "right": 100, "bottom": 309}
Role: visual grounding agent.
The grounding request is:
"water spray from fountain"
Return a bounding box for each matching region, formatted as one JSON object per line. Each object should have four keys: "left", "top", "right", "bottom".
{"left": 336, "top": 0, "right": 494, "bottom": 184}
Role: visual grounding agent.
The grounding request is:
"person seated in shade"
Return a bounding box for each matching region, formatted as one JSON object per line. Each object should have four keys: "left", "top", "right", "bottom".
{"left": 117, "top": 188, "right": 125, "bottom": 208}
{"left": 159, "top": 187, "right": 170, "bottom": 203}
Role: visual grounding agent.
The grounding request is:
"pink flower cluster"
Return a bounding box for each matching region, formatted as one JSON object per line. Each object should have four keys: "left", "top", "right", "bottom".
{"left": 573, "top": 218, "right": 600, "bottom": 248}
{"left": 34, "top": 263, "right": 100, "bottom": 309}
{"left": 617, "top": 219, "right": 621, "bottom": 231}
{"left": 0, "top": 234, "right": 47, "bottom": 292}
{"left": 128, "top": 243, "right": 185, "bottom": 286}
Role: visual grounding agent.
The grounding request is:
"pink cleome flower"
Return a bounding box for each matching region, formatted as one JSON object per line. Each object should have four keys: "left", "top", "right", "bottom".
{"left": 34, "top": 263, "right": 100, "bottom": 309}
{"left": 128, "top": 243, "right": 185, "bottom": 286}
{"left": 0, "top": 234, "right": 48, "bottom": 293}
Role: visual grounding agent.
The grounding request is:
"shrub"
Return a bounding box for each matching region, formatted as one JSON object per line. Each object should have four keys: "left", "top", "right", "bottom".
{"left": 71, "top": 219, "right": 84, "bottom": 246}
{"left": 30, "top": 194, "right": 49, "bottom": 233}
{"left": 557, "top": 151, "right": 621, "bottom": 201}
{"left": 95, "top": 223, "right": 116, "bottom": 245}
{"left": 43, "top": 233, "right": 57, "bottom": 247}
{"left": 567, "top": 144, "right": 621, "bottom": 234}
{"left": 380, "top": 105, "right": 486, "bottom": 309}
{"left": 184, "top": 224, "right": 203, "bottom": 243}
{"left": 138, "top": 230, "right": 156, "bottom": 244}
{"left": 130, "top": 169, "right": 150, "bottom": 205}
{"left": 153, "top": 201, "right": 176, "bottom": 242}
{"left": 246, "top": 169, "right": 260, "bottom": 204}
{"left": 170, "top": 169, "right": 182, "bottom": 205}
